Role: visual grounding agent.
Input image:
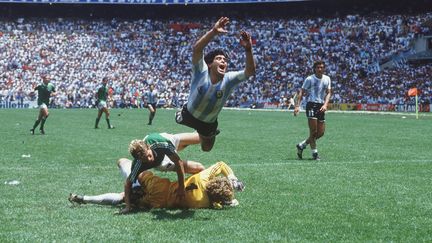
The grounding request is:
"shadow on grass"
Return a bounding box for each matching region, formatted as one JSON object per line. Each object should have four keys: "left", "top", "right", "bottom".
{"left": 150, "top": 209, "right": 197, "bottom": 220}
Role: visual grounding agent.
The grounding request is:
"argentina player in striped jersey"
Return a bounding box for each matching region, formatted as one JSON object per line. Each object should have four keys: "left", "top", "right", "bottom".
{"left": 176, "top": 17, "right": 256, "bottom": 152}
{"left": 144, "top": 84, "right": 159, "bottom": 125}
{"left": 294, "top": 61, "right": 332, "bottom": 160}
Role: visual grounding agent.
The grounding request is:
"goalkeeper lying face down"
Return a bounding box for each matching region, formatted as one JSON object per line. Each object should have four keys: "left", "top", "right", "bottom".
{"left": 69, "top": 161, "right": 245, "bottom": 212}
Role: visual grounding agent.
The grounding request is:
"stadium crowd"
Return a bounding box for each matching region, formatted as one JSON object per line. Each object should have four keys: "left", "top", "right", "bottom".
{"left": 0, "top": 12, "right": 431, "bottom": 109}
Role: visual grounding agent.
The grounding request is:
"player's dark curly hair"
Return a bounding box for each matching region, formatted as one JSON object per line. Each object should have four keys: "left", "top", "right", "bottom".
{"left": 206, "top": 177, "right": 234, "bottom": 208}
{"left": 204, "top": 49, "right": 228, "bottom": 65}
{"left": 313, "top": 60, "right": 325, "bottom": 69}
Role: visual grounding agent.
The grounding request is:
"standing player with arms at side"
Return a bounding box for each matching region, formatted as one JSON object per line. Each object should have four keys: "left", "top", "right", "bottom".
{"left": 30, "top": 74, "right": 56, "bottom": 135}
{"left": 95, "top": 77, "right": 114, "bottom": 129}
{"left": 176, "top": 17, "right": 256, "bottom": 152}
{"left": 294, "top": 60, "right": 331, "bottom": 160}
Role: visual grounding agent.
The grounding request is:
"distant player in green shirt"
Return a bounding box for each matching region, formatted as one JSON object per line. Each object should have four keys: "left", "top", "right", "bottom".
{"left": 30, "top": 74, "right": 56, "bottom": 135}
{"left": 95, "top": 77, "right": 114, "bottom": 129}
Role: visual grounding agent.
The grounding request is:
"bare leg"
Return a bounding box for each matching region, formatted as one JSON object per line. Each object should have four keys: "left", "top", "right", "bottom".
{"left": 176, "top": 132, "right": 200, "bottom": 151}
{"left": 307, "top": 118, "right": 318, "bottom": 150}
{"left": 316, "top": 121, "right": 326, "bottom": 140}
{"left": 183, "top": 160, "right": 205, "bottom": 174}
{"left": 39, "top": 108, "right": 49, "bottom": 133}
{"left": 147, "top": 105, "right": 155, "bottom": 125}
{"left": 95, "top": 109, "right": 103, "bottom": 128}
{"left": 103, "top": 108, "right": 113, "bottom": 128}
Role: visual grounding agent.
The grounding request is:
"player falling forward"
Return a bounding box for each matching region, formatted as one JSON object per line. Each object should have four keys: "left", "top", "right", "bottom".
{"left": 175, "top": 17, "right": 256, "bottom": 152}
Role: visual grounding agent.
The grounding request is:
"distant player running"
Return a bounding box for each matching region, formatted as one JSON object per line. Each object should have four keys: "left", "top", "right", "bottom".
{"left": 95, "top": 77, "right": 114, "bottom": 129}
{"left": 294, "top": 60, "right": 332, "bottom": 160}
{"left": 144, "top": 84, "right": 158, "bottom": 125}
{"left": 69, "top": 161, "right": 244, "bottom": 211}
{"left": 176, "top": 17, "right": 256, "bottom": 152}
{"left": 30, "top": 74, "right": 56, "bottom": 135}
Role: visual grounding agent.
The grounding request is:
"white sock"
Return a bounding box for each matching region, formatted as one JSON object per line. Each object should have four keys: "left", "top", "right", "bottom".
{"left": 299, "top": 140, "right": 307, "bottom": 148}
{"left": 83, "top": 193, "right": 124, "bottom": 205}
{"left": 312, "top": 149, "right": 318, "bottom": 154}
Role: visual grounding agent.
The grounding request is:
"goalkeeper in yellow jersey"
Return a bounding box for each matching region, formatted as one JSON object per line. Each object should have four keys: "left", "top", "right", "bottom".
{"left": 69, "top": 161, "right": 244, "bottom": 211}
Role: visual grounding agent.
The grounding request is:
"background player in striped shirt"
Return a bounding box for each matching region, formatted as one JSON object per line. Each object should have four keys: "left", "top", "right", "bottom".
{"left": 176, "top": 17, "right": 256, "bottom": 152}
{"left": 294, "top": 61, "right": 332, "bottom": 160}
{"left": 30, "top": 73, "right": 56, "bottom": 135}
{"left": 144, "top": 84, "right": 159, "bottom": 125}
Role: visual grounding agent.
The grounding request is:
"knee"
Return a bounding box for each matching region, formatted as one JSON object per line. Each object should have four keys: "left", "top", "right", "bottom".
{"left": 196, "top": 163, "right": 205, "bottom": 172}
{"left": 117, "top": 158, "right": 128, "bottom": 168}
{"left": 309, "top": 131, "right": 318, "bottom": 139}
{"left": 137, "top": 172, "right": 145, "bottom": 182}
{"left": 316, "top": 131, "right": 325, "bottom": 139}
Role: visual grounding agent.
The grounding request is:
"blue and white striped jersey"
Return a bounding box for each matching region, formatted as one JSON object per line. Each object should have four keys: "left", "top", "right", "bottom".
{"left": 145, "top": 90, "right": 158, "bottom": 104}
{"left": 302, "top": 74, "right": 331, "bottom": 104}
{"left": 187, "top": 56, "right": 246, "bottom": 123}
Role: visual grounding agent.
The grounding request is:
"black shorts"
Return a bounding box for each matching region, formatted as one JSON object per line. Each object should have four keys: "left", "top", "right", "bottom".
{"left": 147, "top": 103, "right": 157, "bottom": 110}
{"left": 306, "top": 102, "right": 325, "bottom": 121}
{"left": 175, "top": 105, "right": 218, "bottom": 137}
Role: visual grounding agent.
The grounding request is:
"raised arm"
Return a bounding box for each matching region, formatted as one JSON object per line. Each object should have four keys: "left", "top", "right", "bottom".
{"left": 239, "top": 31, "right": 256, "bottom": 78}
{"left": 192, "top": 17, "right": 229, "bottom": 65}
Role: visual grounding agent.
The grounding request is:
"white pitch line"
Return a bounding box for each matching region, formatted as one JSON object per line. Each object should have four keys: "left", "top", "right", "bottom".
{"left": 230, "top": 159, "right": 432, "bottom": 167}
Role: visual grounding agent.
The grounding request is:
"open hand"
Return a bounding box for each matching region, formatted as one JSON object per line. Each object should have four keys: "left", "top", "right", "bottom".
{"left": 213, "top": 17, "right": 229, "bottom": 34}
{"left": 117, "top": 206, "right": 133, "bottom": 215}
{"left": 240, "top": 31, "right": 252, "bottom": 50}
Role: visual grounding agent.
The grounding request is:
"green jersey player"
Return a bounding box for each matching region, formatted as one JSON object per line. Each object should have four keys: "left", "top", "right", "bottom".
{"left": 30, "top": 74, "right": 56, "bottom": 135}
{"left": 95, "top": 77, "right": 114, "bottom": 129}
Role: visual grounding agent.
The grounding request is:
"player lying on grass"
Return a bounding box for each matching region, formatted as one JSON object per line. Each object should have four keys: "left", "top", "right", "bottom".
{"left": 120, "top": 132, "right": 206, "bottom": 214}
{"left": 69, "top": 161, "right": 245, "bottom": 211}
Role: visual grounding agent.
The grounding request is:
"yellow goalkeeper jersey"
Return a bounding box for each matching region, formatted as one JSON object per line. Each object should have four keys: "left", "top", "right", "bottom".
{"left": 136, "top": 161, "right": 234, "bottom": 209}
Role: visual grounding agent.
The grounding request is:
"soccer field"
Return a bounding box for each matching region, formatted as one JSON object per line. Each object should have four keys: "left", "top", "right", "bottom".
{"left": 1, "top": 108, "right": 431, "bottom": 242}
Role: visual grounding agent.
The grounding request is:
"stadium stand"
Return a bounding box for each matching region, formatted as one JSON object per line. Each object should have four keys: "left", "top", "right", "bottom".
{"left": 0, "top": 0, "right": 431, "bottom": 110}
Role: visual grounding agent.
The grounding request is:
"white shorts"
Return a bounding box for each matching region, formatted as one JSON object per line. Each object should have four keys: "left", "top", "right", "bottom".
{"left": 39, "top": 103, "right": 48, "bottom": 109}
{"left": 151, "top": 133, "right": 180, "bottom": 172}
{"left": 98, "top": 101, "right": 108, "bottom": 110}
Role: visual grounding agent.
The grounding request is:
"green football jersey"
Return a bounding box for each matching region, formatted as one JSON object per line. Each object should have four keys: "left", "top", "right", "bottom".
{"left": 97, "top": 85, "right": 109, "bottom": 102}
{"left": 35, "top": 83, "right": 55, "bottom": 106}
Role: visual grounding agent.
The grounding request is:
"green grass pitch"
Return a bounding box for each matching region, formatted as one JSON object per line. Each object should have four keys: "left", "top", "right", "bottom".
{"left": 1, "top": 108, "right": 431, "bottom": 242}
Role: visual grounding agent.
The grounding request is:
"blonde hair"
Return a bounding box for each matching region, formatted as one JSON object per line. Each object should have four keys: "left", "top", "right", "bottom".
{"left": 206, "top": 177, "right": 234, "bottom": 208}
{"left": 128, "top": 139, "right": 149, "bottom": 160}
